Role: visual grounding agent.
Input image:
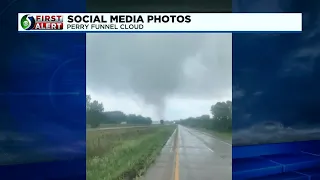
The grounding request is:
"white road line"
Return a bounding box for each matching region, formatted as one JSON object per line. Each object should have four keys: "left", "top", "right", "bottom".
{"left": 206, "top": 146, "right": 214, "bottom": 153}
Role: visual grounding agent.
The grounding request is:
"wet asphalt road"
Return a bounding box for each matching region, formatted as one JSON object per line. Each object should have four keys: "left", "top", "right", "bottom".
{"left": 144, "top": 125, "right": 232, "bottom": 180}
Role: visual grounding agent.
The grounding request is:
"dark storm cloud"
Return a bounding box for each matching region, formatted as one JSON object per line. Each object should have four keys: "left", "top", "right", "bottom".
{"left": 86, "top": 34, "right": 231, "bottom": 118}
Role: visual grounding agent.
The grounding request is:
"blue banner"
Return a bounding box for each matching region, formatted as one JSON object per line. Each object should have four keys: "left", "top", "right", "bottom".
{"left": 0, "top": 0, "right": 86, "bottom": 179}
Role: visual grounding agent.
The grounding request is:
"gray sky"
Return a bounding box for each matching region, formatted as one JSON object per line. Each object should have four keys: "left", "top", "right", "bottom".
{"left": 86, "top": 34, "right": 231, "bottom": 121}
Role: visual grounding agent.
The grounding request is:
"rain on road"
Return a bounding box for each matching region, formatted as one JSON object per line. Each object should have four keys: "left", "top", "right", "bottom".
{"left": 144, "top": 125, "right": 232, "bottom": 180}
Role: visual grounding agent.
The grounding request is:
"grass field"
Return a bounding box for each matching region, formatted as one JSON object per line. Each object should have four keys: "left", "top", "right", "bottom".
{"left": 86, "top": 124, "right": 165, "bottom": 130}
{"left": 87, "top": 125, "right": 176, "bottom": 180}
{"left": 87, "top": 124, "right": 147, "bottom": 128}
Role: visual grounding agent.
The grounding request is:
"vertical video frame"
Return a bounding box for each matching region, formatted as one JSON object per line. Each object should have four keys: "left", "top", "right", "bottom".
{"left": 86, "top": 1, "right": 232, "bottom": 180}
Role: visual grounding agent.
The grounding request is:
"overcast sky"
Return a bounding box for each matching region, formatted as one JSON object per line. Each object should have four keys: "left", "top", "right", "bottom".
{"left": 86, "top": 34, "right": 231, "bottom": 121}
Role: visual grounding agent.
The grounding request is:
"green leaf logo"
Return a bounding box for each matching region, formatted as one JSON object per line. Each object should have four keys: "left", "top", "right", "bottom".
{"left": 21, "top": 15, "right": 31, "bottom": 30}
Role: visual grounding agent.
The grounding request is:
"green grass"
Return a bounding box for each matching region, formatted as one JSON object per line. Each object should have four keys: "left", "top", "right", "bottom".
{"left": 98, "top": 124, "right": 146, "bottom": 128}
{"left": 86, "top": 125, "right": 176, "bottom": 180}
{"left": 87, "top": 123, "right": 143, "bottom": 129}
{"left": 86, "top": 123, "right": 163, "bottom": 130}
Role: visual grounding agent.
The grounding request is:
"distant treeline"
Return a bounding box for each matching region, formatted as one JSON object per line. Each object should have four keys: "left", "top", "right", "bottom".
{"left": 177, "top": 101, "right": 232, "bottom": 132}
{"left": 87, "top": 94, "right": 231, "bottom": 131}
{"left": 86, "top": 95, "right": 152, "bottom": 128}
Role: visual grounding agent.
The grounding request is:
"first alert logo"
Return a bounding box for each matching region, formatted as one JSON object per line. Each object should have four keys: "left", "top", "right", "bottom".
{"left": 66, "top": 15, "right": 145, "bottom": 30}
{"left": 20, "top": 14, "right": 63, "bottom": 30}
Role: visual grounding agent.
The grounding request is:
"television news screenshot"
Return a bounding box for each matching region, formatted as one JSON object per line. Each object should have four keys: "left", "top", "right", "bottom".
{"left": 1, "top": 0, "right": 313, "bottom": 179}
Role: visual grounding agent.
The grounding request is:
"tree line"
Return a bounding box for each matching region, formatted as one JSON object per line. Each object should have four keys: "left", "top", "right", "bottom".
{"left": 177, "top": 101, "right": 232, "bottom": 133}
{"left": 86, "top": 95, "right": 152, "bottom": 128}
{"left": 87, "top": 94, "right": 231, "bottom": 131}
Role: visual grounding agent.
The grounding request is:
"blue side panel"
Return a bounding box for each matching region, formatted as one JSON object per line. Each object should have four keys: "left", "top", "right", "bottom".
{"left": 232, "top": 0, "right": 320, "bottom": 132}
{"left": 0, "top": 0, "right": 86, "bottom": 179}
{"left": 233, "top": 142, "right": 320, "bottom": 179}
{"left": 250, "top": 172, "right": 308, "bottom": 180}
{"left": 233, "top": 0, "right": 320, "bottom": 179}
{"left": 233, "top": 141, "right": 320, "bottom": 159}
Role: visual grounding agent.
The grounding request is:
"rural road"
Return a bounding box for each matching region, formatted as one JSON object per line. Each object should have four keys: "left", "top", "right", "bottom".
{"left": 144, "top": 125, "right": 232, "bottom": 180}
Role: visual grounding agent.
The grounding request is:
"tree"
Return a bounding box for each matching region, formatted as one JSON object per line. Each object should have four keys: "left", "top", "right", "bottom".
{"left": 86, "top": 96, "right": 104, "bottom": 128}
{"left": 211, "top": 101, "right": 231, "bottom": 118}
{"left": 104, "top": 111, "right": 126, "bottom": 124}
{"left": 211, "top": 101, "right": 232, "bottom": 131}
{"left": 126, "top": 114, "right": 152, "bottom": 125}
{"left": 178, "top": 101, "right": 232, "bottom": 132}
{"left": 87, "top": 110, "right": 104, "bottom": 128}
{"left": 90, "top": 100, "right": 104, "bottom": 112}
{"left": 160, "top": 120, "right": 164, "bottom": 125}
{"left": 86, "top": 94, "right": 153, "bottom": 127}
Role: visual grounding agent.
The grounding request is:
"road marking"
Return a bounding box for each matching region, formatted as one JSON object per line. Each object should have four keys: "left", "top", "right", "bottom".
{"left": 184, "top": 128, "right": 215, "bottom": 153}
{"left": 206, "top": 146, "right": 214, "bottom": 153}
{"left": 174, "top": 127, "right": 180, "bottom": 180}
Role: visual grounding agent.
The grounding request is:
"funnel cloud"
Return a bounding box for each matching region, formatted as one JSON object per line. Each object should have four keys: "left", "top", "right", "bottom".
{"left": 86, "top": 34, "right": 231, "bottom": 120}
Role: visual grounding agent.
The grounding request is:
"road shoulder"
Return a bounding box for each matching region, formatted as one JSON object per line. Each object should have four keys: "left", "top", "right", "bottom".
{"left": 142, "top": 128, "right": 177, "bottom": 180}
